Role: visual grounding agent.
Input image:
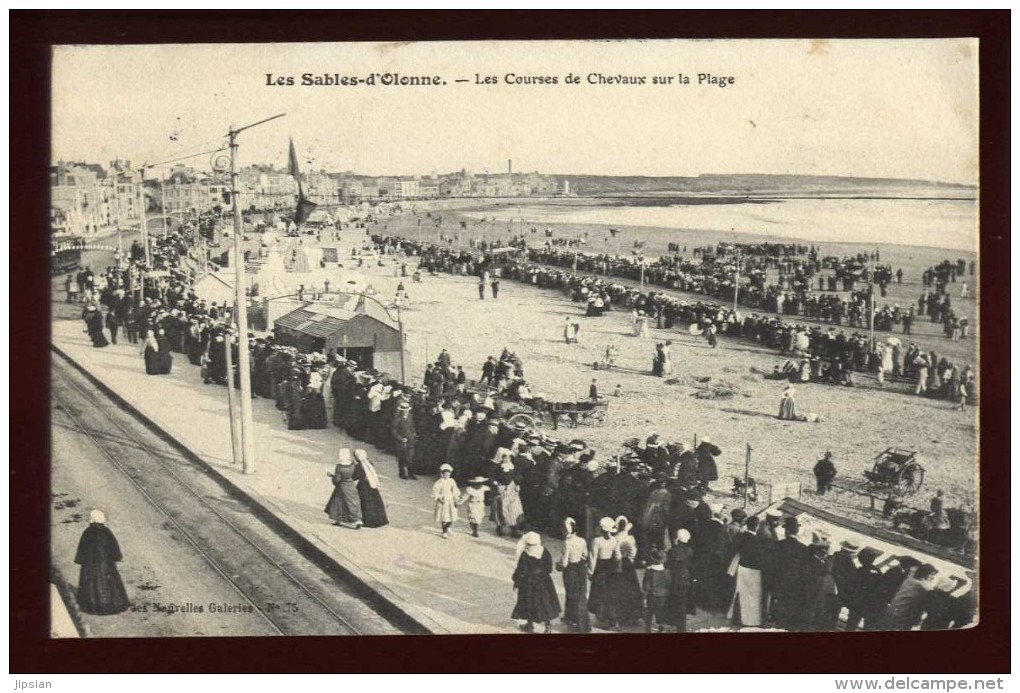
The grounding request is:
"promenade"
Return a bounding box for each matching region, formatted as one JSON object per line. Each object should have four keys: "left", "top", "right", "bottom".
{"left": 52, "top": 318, "right": 730, "bottom": 635}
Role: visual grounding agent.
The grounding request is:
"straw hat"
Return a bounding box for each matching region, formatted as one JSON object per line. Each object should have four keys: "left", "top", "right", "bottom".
{"left": 523, "top": 532, "right": 541, "bottom": 546}
{"left": 598, "top": 517, "right": 618, "bottom": 533}
{"left": 89, "top": 509, "right": 106, "bottom": 524}
{"left": 439, "top": 463, "right": 453, "bottom": 473}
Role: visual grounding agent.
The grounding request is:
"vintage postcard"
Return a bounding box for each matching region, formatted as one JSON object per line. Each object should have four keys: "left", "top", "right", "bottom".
{"left": 49, "top": 38, "right": 978, "bottom": 639}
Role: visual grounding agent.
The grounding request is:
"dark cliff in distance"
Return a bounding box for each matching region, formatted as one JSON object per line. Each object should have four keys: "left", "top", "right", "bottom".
{"left": 555, "top": 174, "right": 977, "bottom": 198}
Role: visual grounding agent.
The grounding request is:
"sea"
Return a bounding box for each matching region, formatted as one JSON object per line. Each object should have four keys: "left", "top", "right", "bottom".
{"left": 460, "top": 197, "right": 979, "bottom": 254}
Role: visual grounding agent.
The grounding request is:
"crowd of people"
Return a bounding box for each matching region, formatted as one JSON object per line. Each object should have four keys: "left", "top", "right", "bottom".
{"left": 372, "top": 233, "right": 978, "bottom": 404}
{"left": 67, "top": 223, "right": 975, "bottom": 632}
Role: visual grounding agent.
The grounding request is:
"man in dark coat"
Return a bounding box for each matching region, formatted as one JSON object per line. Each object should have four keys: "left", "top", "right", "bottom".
{"left": 770, "top": 517, "right": 811, "bottom": 630}
{"left": 436, "top": 348, "right": 452, "bottom": 370}
{"left": 756, "top": 509, "right": 783, "bottom": 622}
{"left": 694, "top": 437, "right": 722, "bottom": 489}
{"left": 813, "top": 451, "right": 838, "bottom": 495}
{"left": 391, "top": 401, "right": 418, "bottom": 479}
{"left": 672, "top": 443, "right": 699, "bottom": 489}
{"left": 606, "top": 460, "right": 647, "bottom": 523}
{"left": 667, "top": 490, "right": 700, "bottom": 548}
{"left": 884, "top": 563, "right": 938, "bottom": 631}
{"left": 693, "top": 504, "right": 729, "bottom": 610}
{"left": 831, "top": 540, "right": 865, "bottom": 631}
{"left": 461, "top": 415, "right": 498, "bottom": 480}
{"left": 642, "top": 437, "right": 670, "bottom": 476}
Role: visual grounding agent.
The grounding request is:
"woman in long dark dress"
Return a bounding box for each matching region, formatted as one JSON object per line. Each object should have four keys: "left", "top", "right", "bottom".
{"left": 302, "top": 371, "right": 328, "bottom": 429}
{"left": 83, "top": 305, "right": 109, "bottom": 348}
{"left": 778, "top": 385, "right": 798, "bottom": 420}
{"left": 141, "top": 329, "right": 161, "bottom": 374}
{"left": 353, "top": 449, "right": 389, "bottom": 527}
{"left": 612, "top": 516, "right": 646, "bottom": 625}
{"left": 156, "top": 328, "right": 173, "bottom": 374}
{"left": 74, "top": 510, "right": 129, "bottom": 615}
{"left": 588, "top": 517, "right": 622, "bottom": 627}
{"left": 511, "top": 532, "right": 561, "bottom": 633}
{"left": 559, "top": 517, "right": 591, "bottom": 633}
{"left": 285, "top": 371, "right": 307, "bottom": 430}
{"left": 324, "top": 448, "right": 362, "bottom": 529}
{"left": 666, "top": 528, "right": 694, "bottom": 632}
{"left": 652, "top": 344, "right": 665, "bottom": 377}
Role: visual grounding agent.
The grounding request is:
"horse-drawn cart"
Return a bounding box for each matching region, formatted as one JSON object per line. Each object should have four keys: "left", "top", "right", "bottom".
{"left": 503, "top": 399, "right": 610, "bottom": 430}
{"left": 863, "top": 448, "right": 925, "bottom": 497}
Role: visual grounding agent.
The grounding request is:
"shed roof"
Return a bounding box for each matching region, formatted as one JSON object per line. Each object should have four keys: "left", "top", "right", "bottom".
{"left": 275, "top": 307, "right": 348, "bottom": 339}
{"left": 274, "top": 299, "right": 399, "bottom": 339}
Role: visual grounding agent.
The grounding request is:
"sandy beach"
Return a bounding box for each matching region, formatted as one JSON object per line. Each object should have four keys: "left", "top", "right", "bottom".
{"left": 321, "top": 199, "right": 979, "bottom": 532}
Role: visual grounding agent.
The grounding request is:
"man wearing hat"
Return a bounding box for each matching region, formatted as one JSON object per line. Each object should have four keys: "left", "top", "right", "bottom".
{"left": 671, "top": 443, "right": 699, "bottom": 489}
{"left": 832, "top": 539, "right": 866, "bottom": 631}
{"left": 725, "top": 508, "right": 748, "bottom": 546}
{"left": 693, "top": 503, "right": 730, "bottom": 611}
{"left": 757, "top": 509, "right": 783, "bottom": 620}
{"left": 391, "top": 400, "right": 417, "bottom": 480}
{"left": 642, "top": 435, "right": 669, "bottom": 474}
{"left": 804, "top": 533, "right": 838, "bottom": 631}
{"left": 813, "top": 451, "right": 838, "bottom": 496}
{"left": 459, "top": 412, "right": 498, "bottom": 482}
{"left": 694, "top": 436, "right": 722, "bottom": 490}
{"left": 666, "top": 489, "right": 700, "bottom": 550}
{"left": 770, "top": 516, "right": 810, "bottom": 630}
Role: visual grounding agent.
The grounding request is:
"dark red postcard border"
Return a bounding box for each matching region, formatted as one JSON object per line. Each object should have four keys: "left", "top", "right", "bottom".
{"left": 11, "top": 10, "right": 1010, "bottom": 674}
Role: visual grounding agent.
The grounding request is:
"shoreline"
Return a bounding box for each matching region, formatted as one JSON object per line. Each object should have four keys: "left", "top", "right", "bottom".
{"left": 373, "top": 197, "right": 979, "bottom": 256}
{"left": 416, "top": 204, "right": 978, "bottom": 259}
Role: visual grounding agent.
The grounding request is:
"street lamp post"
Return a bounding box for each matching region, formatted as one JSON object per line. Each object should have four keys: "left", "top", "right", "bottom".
{"left": 228, "top": 113, "right": 286, "bottom": 475}
{"left": 137, "top": 169, "right": 151, "bottom": 267}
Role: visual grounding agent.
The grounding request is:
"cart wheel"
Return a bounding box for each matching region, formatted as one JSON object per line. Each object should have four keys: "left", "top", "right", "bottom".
{"left": 897, "top": 463, "right": 925, "bottom": 496}
{"left": 507, "top": 413, "right": 536, "bottom": 430}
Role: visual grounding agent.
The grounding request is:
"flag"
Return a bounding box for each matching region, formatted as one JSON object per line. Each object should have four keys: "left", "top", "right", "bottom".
{"left": 287, "top": 137, "right": 317, "bottom": 225}
{"left": 294, "top": 185, "right": 318, "bottom": 225}
{"left": 287, "top": 138, "right": 301, "bottom": 180}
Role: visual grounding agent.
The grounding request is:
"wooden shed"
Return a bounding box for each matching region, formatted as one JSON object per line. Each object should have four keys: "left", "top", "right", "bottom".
{"left": 273, "top": 296, "right": 405, "bottom": 378}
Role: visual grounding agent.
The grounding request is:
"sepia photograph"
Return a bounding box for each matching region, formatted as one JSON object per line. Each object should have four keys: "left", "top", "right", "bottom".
{"left": 46, "top": 37, "right": 981, "bottom": 642}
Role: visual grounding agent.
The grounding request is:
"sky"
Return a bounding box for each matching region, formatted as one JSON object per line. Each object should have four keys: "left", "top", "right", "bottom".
{"left": 52, "top": 39, "right": 979, "bottom": 184}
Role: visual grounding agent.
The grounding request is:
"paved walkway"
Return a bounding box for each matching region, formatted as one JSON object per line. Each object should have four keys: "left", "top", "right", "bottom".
{"left": 52, "top": 319, "right": 729, "bottom": 634}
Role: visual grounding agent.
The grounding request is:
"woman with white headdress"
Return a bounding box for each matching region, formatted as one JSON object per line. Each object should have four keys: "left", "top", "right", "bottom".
{"left": 511, "top": 532, "right": 561, "bottom": 633}
{"left": 83, "top": 304, "right": 110, "bottom": 348}
{"left": 141, "top": 328, "right": 161, "bottom": 374}
{"left": 588, "top": 516, "right": 622, "bottom": 628}
{"left": 324, "top": 449, "right": 363, "bottom": 529}
{"left": 612, "top": 516, "right": 646, "bottom": 625}
{"left": 353, "top": 449, "right": 388, "bottom": 528}
{"left": 74, "top": 509, "right": 130, "bottom": 615}
{"left": 558, "top": 517, "right": 591, "bottom": 633}
{"left": 490, "top": 448, "right": 525, "bottom": 538}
